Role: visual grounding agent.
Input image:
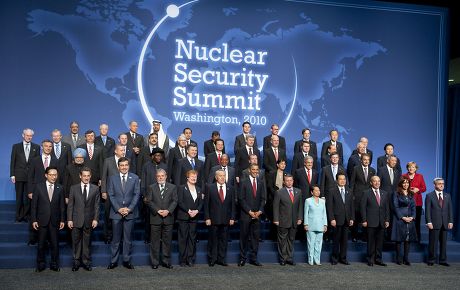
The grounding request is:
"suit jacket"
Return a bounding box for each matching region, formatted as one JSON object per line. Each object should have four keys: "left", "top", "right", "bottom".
{"left": 376, "top": 155, "right": 402, "bottom": 174}
{"left": 101, "top": 156, "right": 119, "bottom": 193}
{"left": 144, "top": 134, "right": 172, "bottom": 159}
{"left": 304, "top": 197, "right": 327, "bottom": 231}
{"left": 31, "top": 182, "right": 65, "bottom": 227}
{"left": 263, "top": 134, "right": 286, "bottom": 151}
{"left": 208, "top": 165, "right": 236, "bottom": 189}
{"left": 349, "top": 165, "right": 376, "bottom": 206}
{"left": 352, "top": 148, "right": 373, "bottom": 165}
{"left": 360, "top": 188, "right": 390, "bottom": 228}
{"left": 425, "top": 191, "right": 453, "bottom": 229}
{"left": 319, "top": 164, "right": 346, "bottom": 197}
{"left": 293, "top": 139, "right": 318, "bottom": 159}
{"left": 176, "top": 184, "right": 203, "bottom": 221}
{"left": 67, "top": 183, "right": 100, "bottom": 228}
{"left": 377, "top": 165, "right": 401, "bottom": 196}
{"left": 291, "top": 151, "right": 318, "bottom": 174}
{"left": 327, "top": 186, "right": 354, "bottom": 226}
{"left": 273, "top": 187, "right": 303, "bottom": 228}
{"left": 204, "top": 183, "right": 236, "bottom": 225}
{"left": 167, "top": 146, "right": 186, "bottom": 183}
{"left": 95, "top": 135, "right": 115, "bottom": 159}
{"left": 263, "top": 147, "right": 286, "bottom": 173}
{"left": 10, "top": 142, "right": 40, "bottom": 181}
{"left": 234, "top": 146, "right": 261, "bottom": 178}
{"left": 27, "top": 155, "right": 59, "bottom": 193}
{"left": 203, "top": 139, "right": 225, "bottom": 157}
{"left": 321, "top": 140, "right": 344, "bottom": 166}
{"left": 107, "top": 172, "right": 140, "bottom": 220}
{"left": 294, "top": 167, "right": 319, "bottom": 201}
{"left": 126, "top": 132, "right": 144, "bottom": 152}
{"left": 140, "top": 161, "right": 168, "bottom": 195}
{"left": 77, "top": 143, "right": 104, "bottom": 183}
{"left": 62, "top": 134, "right": 85, "bottom": 153}
{"left": 204, "top": 151, "right": 225, "bottom": 181}
{"left": 137, "top": 145, "right": 158, "bottom": 177}
{"left": 233, "top": 134, "right": 258, "bottom": 154}
{"left": 238, "top": 177, "right": 266, "bottom": 221}
{"left": 145, "top": 182, "right": 177, "bottom": 225}
{"left": 174, "top": 157, "right": 204, "bottom": 188}
{"left": 346, "top": 154, "right": 361, "bottom": 179}
{"left": 52, "top": 142, "right": 72, "bottom": 184}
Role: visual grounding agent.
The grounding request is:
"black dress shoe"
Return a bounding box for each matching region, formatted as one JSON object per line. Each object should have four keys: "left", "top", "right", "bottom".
{"left": 427, "top": 262, "right": 434, "bottom": 266}
{"left": 439, "top": 262, "right": 450, "bottom": 267}
{"left": 249, "top": 261, "right": 262, "bottom": 266}
{"left": 123, "top": 262, "right": 135, "bottom": 269}
{"left": 396, "top": 261, "right": 402, "bottom": 265}
{"left": 403, "top": 261, "right": 411, "bottom": 266}
{"left": 152, "top": 265, "right": 158, "bottom": 269}
{"left": 83, "top": 264, "right": 92, "bottom": 271}
{"left": 340, "top": 260, "right": 350, "bottom": 265}
{"left": 50, "top": 266, "right": 60, "bottom": 272}
{"left": 107, "top": 263, "right": 118, "bottom": 269}
{"left": 375, "top": 261, "right": 387, "bottom": 266}
{"left": 367, "top": 262, "right": 374, "bottom": 266}
{"left": 331, "top": 261, "right": 338, "bottom": 265}
{"left": 280, "top": 261, "right": 286, "bottom": 266}
{"left": 72, "top": 265, "right": 79, "bottom": 271}
{"left": 286, "top": 261, "right": 296, "bottom": 266}
{"left": 180, "top": 263, "right": 187, "bottom": 267}
{"left": 35, "top": 266, "right": 46, "bottom": 272}
{"left": 208, "top": 262, "right": 215, "bottom": 267}
{"left": 216, "top": 261, "right": 228, "bottom": 266}
{"left": 162, "top": 263, "right": 173, "bottom": 269}
{"left": 238, "top": 260, "right": 246, "bottom": 267}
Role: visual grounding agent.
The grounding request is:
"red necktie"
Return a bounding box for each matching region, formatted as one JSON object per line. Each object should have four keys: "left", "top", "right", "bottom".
{"left": 438, "top": 193, "right": 444, "bottom": 208}
{"left": 252, "top": 178, "right": 257, "bottom": 198}
{"left": 217, "top": 153, "right": 221, "bottom": 163}
{"left": 289, "top": 189, "right": 294, "bottom": 203}
{"left": 88, "top": 145, "right": 93, "bottom": 160}
{"left": 374, "top": 190, "right": 380, "bottom": 206}
{"left": 43, "top": 156, "right": 49, "bottom": 169}
{"left": 219, "top": 185, "right": 225, "bottom": 203}
{"left": 307, "top": 169, "right": 311, "bottom": 184}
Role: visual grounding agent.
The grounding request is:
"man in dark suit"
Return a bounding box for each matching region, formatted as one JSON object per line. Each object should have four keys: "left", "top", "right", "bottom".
{"left": 320, "top": 152, "right": 346, "bottom": 198}
{"left": 204, "top": 138, "right": 225, "bottom": 181}
{"left": 137, "top": 132, "right": 159, "bottom": 176}
{"left": 67, "top": 166, "right": 100, "bottom": 271}
{"left": 208, "top": 154, "right": 236, "bottom": 188}
{"left": 263, "top": 124, "right": 286, "bottom": 151}
{"left": 10, "top": 128, "right": 40, "bottom": 222}
{"left": 31, "top": 167, "right": 65, "bottom": 272}
{"left": 62, "top": 121, "right": 85, "bottom": 153}
{"left": 235, "top": 135, "right": 261, "bottom": 180}
{"left": 145, "top": 120, "right": 171, "bottom": 159}
{"left": 376, "top": 143, "right": 402, "bottom": 174}
{"left": 118, "top": 133, "right": 137, "bottom": 173}
{"left": 107, "top": 157, "right": 140, "bottom": 269}
{"left": 234, "top": 121, "right": 258, "bottom": 153}
{"left": 145, "top": 168, "right": 177, "bottom": 269}
{"left": 238, "top": 164, "right": 266, "bottom": 266}
{"left": 241, "top": 154, "right": 265, "bottom": 183}
{"left": 321, "top": 129, "right": 344, "bottom": 166}
{"left": 182, "top": 127, "right": 198, "bottom": 148}
{"left": 51, "top": 129, "right": 72, "bottom": 185}
{"left": 351, "top": 137, "right": 373, "bottom": 165}
{"left": 320, "top": 143, "right": 337, "bottom": 168}
{"left": 100, "top": 144, "right": 125, "bottom": 244}
{"left": 95, "top": 123, "right": 115, "bottom": 159}
{"left": 327, "top": 173, "right": 354, "bottom": 265}
{"left": 291, "top": 141, "right": 318, "bottom": 173}
{"left": 349, "top": 153, "right": 375, "bottom": 241}
{"left": 425, "top": 178, "right": 453, "bottom": 266}
{"left": 167, "top": 134, "right": 187, "bottom": 183}
{"left": 273, "top": 174, "right": 303, "bottom": 265}
{"left": 263, "top": 135, "right": 287, "bottom": 174}
{"left": 294, "top": 156, "right": 318, "bottom": 202}
{"left": 347, "top": 142, "right": 366, "bottom": 178}
{"left": 204, "top": 131, "right": 225, "bottom": 156}
{"left": 377, "top": 154, "right": 401, "bottom": 195}
{"left": 78, "top": 130, "right": 103, "bottom": 185}
{"left": 204, "top": 169, "right": 236, "bottom": 266}
{"left": 175, "top": 144, "right": 204, "bottom": 187}
{"left": 361, "top": 176, "right": 390, "bottom": 266}
{"left": 293, "top": 128, "right": 318, "bottom": 159}
{"left": 126, "top": 121, "right": 144, "bottom": 167}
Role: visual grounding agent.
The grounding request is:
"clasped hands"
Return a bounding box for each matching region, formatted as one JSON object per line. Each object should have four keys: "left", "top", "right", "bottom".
{"left": 249, "top": 210, "right": 262, "bottom": 219}
{"left": 118, "top": 207, "right": 130, "bottom": 217}
{"left": 188, "top": 209, "right": 199, "bottom": 218}
{"left": 157, "top": 209, "right": 170, "bottom": 217}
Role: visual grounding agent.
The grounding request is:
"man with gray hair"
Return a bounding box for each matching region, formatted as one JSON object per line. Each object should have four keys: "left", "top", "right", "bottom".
{"left": 95, "top": 123, "right": 115, "bottom": 159}
{"left": 10, "top": 128, "right": 40, "bottom": 222}
{"left": 167, "top": 134, "right": 188, "bottom": 183}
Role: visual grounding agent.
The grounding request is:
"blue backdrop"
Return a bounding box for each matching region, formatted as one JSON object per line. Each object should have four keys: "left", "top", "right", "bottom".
{"left": 0, "top": 0, "right": 448, "bottom": 200}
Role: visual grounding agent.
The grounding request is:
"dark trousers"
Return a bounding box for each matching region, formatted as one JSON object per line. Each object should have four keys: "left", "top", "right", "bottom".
{"left": 103, "top": 198, "right": 113, "bottom": 241}
{"left": 37, "top": 224, "right": 60, "bottom": 268}
{"left": 331, "top": 225, "right": 349, "bottom": 263}
{"left": 208, "top": 225, "right": 229, "bottom": 263}
{"left": 395, "top": 241, "right": 410, "bottom": 263}
{"left": 110, "top": 218, "right": 134, "bottom": 264}
{"left": 428, "top": 226, "right": 448, "bottom": 263}
{"left": 15, "top": 181, "right": 29, "bottom": 221}
{"left": 150, "top": 223, "right": 173, "bottom": 266}
{"left": 71, "top": 226, "right": 93, "bottom": 266}
{"left": 351, "top": 208, "right": 365, "bottom": 240}
{"left": 367, "top": 226, "right": 384, "bottom": 263}
{"left": 239, "top": 218, "right": 261, "bottom": 262}
{"left": 277, "top": 226, "right": 297, "bottom": 263}
{"left": 178, "top": 220, "right": 198, "bottom": 264}
{"left": 415, "top": 206, "right": 422, "bottom": 242}
{"left": 142, "top": 202, "right": 151, "bottom": 242}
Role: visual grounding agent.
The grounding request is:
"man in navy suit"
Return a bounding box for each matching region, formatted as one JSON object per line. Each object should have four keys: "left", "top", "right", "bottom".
{"left": 31, "top": 167, "right": 65, "bottom": 272}
{"left": 376, "top": 143, "right": 402, "bottom": 174}
{"left": 175, "top": 144, "right": 204, "bottom": 187}
{"left": 425, "top": 178, "right": 453, "bottom": 266}
{"left": 51, "top": 129, "right": 72, "bottom": 185}
{"left": 294, "top": 156, "right": 318, "bottom": 202}
{"left": 95, "top": 123, "right": 115, "bottom": 159}
{"left": 321, "top": 129, "right": 344, "bottom": 166}
{"left": 10, "top": 128, "right": 40, "bottom": 222}
{"left": 351, "top": 137, "right": 373, "bottom": 165}
{"left": 377, "top": 154, "right": 401, "bottom": 195}
{"left": 293, "top": 128, "right": 318, "bottom": 159}
{"left": 107, "top": 157, "right": 140, "bottom": 270}
{"left": 77, "top": 130, "right": 104, "bottom": 185}
{"left": 320, "top": 152, "right": 346, "bottom": 198}
{"left": 118, "top": 133, "right": 137, "bottom": 173}
{"left": 291, "top": 141, "right": 318, "bottom": 173}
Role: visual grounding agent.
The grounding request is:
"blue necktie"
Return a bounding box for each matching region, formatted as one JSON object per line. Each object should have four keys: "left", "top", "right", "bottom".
{"left": 190, "top": 159, "right": 195, "bottom": 169}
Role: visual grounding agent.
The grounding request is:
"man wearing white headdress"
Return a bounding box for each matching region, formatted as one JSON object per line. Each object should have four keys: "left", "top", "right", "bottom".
{"left": 145, "top": 120, "right": 170, "bottom": 159}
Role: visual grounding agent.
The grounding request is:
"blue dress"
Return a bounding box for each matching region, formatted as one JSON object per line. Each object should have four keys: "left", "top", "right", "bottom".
{"left": 391, "top": 193, "right": 417, "bottom": 242}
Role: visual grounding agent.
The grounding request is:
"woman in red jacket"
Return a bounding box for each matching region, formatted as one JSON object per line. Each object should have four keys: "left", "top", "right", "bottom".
{"left": 402, "top": 161, "right": 426, "bottom": 242}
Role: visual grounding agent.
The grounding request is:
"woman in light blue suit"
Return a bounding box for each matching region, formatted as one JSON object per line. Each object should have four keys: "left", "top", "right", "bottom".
{"left": 304, "top": 185, "right": 328, "bottom": 265}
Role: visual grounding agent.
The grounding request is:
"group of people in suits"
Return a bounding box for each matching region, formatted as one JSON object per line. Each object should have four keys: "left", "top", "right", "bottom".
{"left": 9, "top": 121, "right": 454, "bottom": 271}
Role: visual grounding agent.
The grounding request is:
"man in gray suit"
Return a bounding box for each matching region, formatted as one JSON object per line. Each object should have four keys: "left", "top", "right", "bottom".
{"left": 67, "top": 166, "right": 100, "bottom": 271}
{"left": 107, "top": 157, "right": 140, "bottom": 270}
{"left": 425, "top": 178, "right": 453, "bottom": 266}
{"left": 62, "top": 121, "right": 85, "bottom": 152}
{"left": 145, "top": 168, "right": 178, "bottom": 269}
{"left": 273, "top": 174, "right": 303, "bottom": 265}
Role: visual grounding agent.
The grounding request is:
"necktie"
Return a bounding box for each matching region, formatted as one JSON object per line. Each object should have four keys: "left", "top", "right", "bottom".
{"left": 364, "top": 167, "right": 368, "bottom": 181}
{"left": 43, "top": 155, "right": 49, "bottom": 169}
{"left": 222, "top": 167, "right": 227, "bottom": 182}
{"left": 374, "top": 189, "right": 380, "bottom": 206}
{"left": 252, "top": 178, "right": 257, "bottom": 198}
{"left": 219, "top": 185, "right": 224, "bottom": 203}
{"left": 307, "top": 169, "right": 311, "bottom": 184}
{"left": 83, "top": 184, "right": 88, "bottom": 200}
{"left": 132, "top": 133, "right": 135, "bottom": 140}
{"left": 160, "top": 184, "right": 165, "bottom": 198}
{"left": 55, "top": 143, "right": 61, "bottom": 159}
{"left": 102, "top": 136, "right": 107, "bottom": 146}
{"left": 181, "top": 148, "right": 186, "bottom": 158}
{"left": 48, "top": 184, "right": 53, "bottom": 201}
{"left": 289, "top": 189, "right": 294, "bottom": 203}
{"left": 25, "top": 143, "right": 30, "bottom": 161}
{"left": 73, "top": 134, "right": 77, "bottom": 142}
{"left": 88, "top": 145, "right": 93, "bottom": 160}
{"left": 438, "top": 193, "right": 444, "bottom": 208}
{"left": 340, "top": 188, "right": 345, "bottom": 203}
{"left": 248, "top": 147, "right": 253, "bottom": 155}
{"left": 122, "top": 175, "right": 126, "bottom": 192}
{"left": 190, "top": 159, "right": 195, "bottom": 169}
{"left": 389, "top": 168, "right": 394, "bottom": 184}
{"left": 332, "top": 166, "right": 337, "bottom": 180}
{"left": 217, "top": 153, "right": 221, "bottom": 163}
{"left": 274, "top": 148, "right": 278, "bottom": 161}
